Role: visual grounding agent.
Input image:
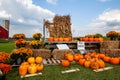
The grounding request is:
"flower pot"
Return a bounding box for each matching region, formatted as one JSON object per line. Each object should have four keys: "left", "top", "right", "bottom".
{"left": 15, "top": 57, "right": 22, "bottom": 65}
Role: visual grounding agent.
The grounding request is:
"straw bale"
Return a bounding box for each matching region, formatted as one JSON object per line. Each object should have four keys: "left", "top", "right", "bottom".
{"left": 100, "top": 48, "right": 120, "bottom": 57}
{"left": 32, "top": 49, "right": 51, "bottom": 59}
{"left": 100, "top": 41, "right": 120, "bottom": 49}
{"left": 52, "top": 49, "right": 74, "bottom": 60}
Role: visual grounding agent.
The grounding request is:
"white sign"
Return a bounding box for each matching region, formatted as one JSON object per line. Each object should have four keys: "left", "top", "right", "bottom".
{"left": 56, "top": 44, "right": 69, "bottom": 50}
{"left": 77, "top": 41, "right": 85, "bottom": 50}
{"left": 77, "top": 41, "right": 86, "bottom": 54}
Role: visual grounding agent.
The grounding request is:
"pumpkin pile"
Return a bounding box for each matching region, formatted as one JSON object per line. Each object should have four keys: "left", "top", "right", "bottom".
{"left": 19, "top": 57, "right": 44, "bottom": 76}
{"left": 61, "top": 52, "right": 120, "bottom": 70}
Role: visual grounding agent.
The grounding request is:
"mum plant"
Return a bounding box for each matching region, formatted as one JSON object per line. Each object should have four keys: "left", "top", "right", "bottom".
{"left": 33, "top": 33, "right": 42, "bottom": 40}
{"left": 13, "top": 33, "right": 26, "bottom": 39}
{"left": 10, "top": 47, "right": 33, "bottom": 62}
{"left": 15, "top": 39, "right": 27, "bottom": 48}
{"left": 30, "top": 40, "right": 42, "bottom": 49}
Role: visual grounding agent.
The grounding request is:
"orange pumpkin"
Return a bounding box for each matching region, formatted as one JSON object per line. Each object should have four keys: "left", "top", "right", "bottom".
{"left": 27, "top": 57, "right": 35, "bottom": 64}
{"left": 68, "top": 37, "right": 72, "bottom": 41}
{"left": 90, "top": 60, "right": 99, "bottom": 70}
{"left": 61, "top": 60, "right": 70, "bottom": 67}
{"left": 54, "top": 38, "right": 58, "bottom": 41}
{"left": 98, "top": 37, "right": 103, "bottom": 42}
{"left": 110, "top": 57, "right": 119, "bottom": 65}
{"left": 19, "top": 65, "right": 28, "bottom": 76}
{"left": 73, "top": 54, "right": 81, "bottom": 61}
{"left": 78, "top": 58, "right": 85, "bottom": 66}
{"left": 88, "top": 38, "right": 94, "bottom": 41}
{"left": 66, "top": 54, "right": 73, "bottom": 62}
{"left": 48, "top": 37, "right": 54, "bottom": 41}
{"left": 58, "top": 37, "right": 64, "bottom": 41}
{"left": 83, "top": 37, "right": 89, "bottom": 41}
{"left": 28, "top": 64, "right": 37, "bottom": 74}
{"left": 103, "top": 56, "right": 110, "bottom": 63}
{"left": 98, "top": 53, "right": 105, "bottom": 59}
{"left": 97, "top": 59, "right": 105, "bottom": 68}
{"left": 36, "top": 64, "right": 44, "bottom": 71}
{"left": 35, "top": 57, "right": 43, "bottom": 64}
{"left": 21, "top": 62, "right": 29, "bottom": 69}
{"left": 94, "top": 38, "right": 99, "bottom": 42}
{"left": 63, "top": 38, "right": 69, "bottom": 41}
{"left": 84, "top": 59, "right": 91, "bottom": 68}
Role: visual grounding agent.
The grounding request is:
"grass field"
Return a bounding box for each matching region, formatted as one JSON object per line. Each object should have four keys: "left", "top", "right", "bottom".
{"left": 1, "top": 42, "right": 120, "bottom": 80}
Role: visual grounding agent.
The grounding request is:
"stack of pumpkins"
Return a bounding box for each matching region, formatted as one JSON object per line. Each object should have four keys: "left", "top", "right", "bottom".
{"left": 19, "top": 57, "right": 44, "bottom": 76}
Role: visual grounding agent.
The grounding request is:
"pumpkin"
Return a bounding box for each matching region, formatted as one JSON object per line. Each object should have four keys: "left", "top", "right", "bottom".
{"left": 73, "top": 54, "right": 81, "bottom": 61}
{"left": 48, "top": 37, "right": 54, "bottom": 41}
{"left": 98, "top": 53, "right": 105, "bottom": 59}
{"left": 58, "top": 37, "right": 64, "bottom": 41}
{"left": 80, "top": 38, "right": 83, "bottom": 41}
{"left": 21, "top": 62, "right": 29, "bottom": 69}
{"left": 61, "top": 60, "right": 70, "bottom": 67}
{"left": 88, "top": 38, "right": 94, "bottom": 41}
{"left": 28, "top": 64, "right": 37, "bottom": 74}
{"left": 97, "top": 59, "right": 105, "bottom": 68}
{"left": 84, "top": 54, "right": 91, "bottom": 59}
{"left": 19, "top": 65, "right": 28, "bottom": 76}
{"left": 36, "top": 64, "right": 44, "bottom": 71}
{"left": 35, "top": 57, "right": 42, "bottom": 64}
{"left": 68, "top": 37, "right": 72, "bottom": 41}
{"left": 90, "top": 60, "right": 99, "bottom": 70}
{"left": 78, "top": 58, "right": 85, "bottom": 66}
{"left": 84, "top": 59, "right": 91, "bottom": 68}
{"left": 110, "top": 57, "right": 119, "bottom": 65}
{"left": 63, "top": 38, "right": 69, "bottom": 41}
{"left": 103, "top": 56, "right": 110, "bottom": 63}
{"left": 83, "top": 37, "right": 89, "bottom": 41}
{"left": 66, "top": 54, "right": 73, "bottom": 62}
{"left": 27, "top": 57, "right": 35, "bottom": 64}
{"left": 94, "top": 38, "right": 99, "bottom": 42}
{"left": 98, "top": 38, "right": 103, "bottom": 42}
{"left": 54, "top": 38, "right": 58, "bottom": 41}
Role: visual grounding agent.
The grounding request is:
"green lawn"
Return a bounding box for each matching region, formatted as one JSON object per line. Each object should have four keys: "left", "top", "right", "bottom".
{"left": 0, "top": 41, "right": 15, "bottom": 53}
{"left": 1, "top": 42, "right": 120, "bottom": 80}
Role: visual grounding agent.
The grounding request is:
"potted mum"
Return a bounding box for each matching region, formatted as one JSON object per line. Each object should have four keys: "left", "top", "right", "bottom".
{"left": 0, "top": 52, "right": 12, "bottom": 80}
{"left": 15, "top": 39, "right": 27, "bottom": 48}
{"left": 33, "top": 33, "right": 42, "bottom": 40}
{"left": 10, "top": 47, "right": 33, "bottom": 65}
{"left": 13, "top": 33, "right": 26, "bottom": 40}
{"left": 106, "top": 30, "right": 118, "bottom": 40}
{"left": 30, "top": 40, "right": 42, "bottom": 49}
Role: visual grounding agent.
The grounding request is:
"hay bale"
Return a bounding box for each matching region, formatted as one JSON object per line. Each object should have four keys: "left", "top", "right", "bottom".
{"left": 52, "top": 49, "right": 74, "bottom": 60}
{"left": 32, "top": 49, "right": 51, "bottom": 59}
{"left": 100, "top": 48, "right": 120, "bottom": 57}
{"left": 100, "top": 41, "right": 120, "bottom": 49}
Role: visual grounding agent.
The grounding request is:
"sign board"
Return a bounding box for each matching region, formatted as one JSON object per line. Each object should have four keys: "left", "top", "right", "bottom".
{"left": 77, "top": 41, "right": 85, "bottom": 50}
{"left": 56, "top": 44, "right": 69, "bottom": 50}
{"left": 77, "top": 41, "right": 86, "bottom": 54}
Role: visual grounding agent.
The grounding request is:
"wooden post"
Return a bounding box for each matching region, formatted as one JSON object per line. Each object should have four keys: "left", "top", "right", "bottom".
{"left": 43, "top": 19, "right": 45, "bottom": 42}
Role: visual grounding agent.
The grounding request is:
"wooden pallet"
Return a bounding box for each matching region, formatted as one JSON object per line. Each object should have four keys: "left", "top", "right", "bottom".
{"left": 43, "top": 58, "right": 61, "bottom": 65}
{"left": 93, "top": 67, "right": 113, "bottom": 72}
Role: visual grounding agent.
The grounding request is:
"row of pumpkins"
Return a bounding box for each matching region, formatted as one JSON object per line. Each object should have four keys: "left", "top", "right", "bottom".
{"left": 61, "top": 52, "right": 120, "bottom": 70}
{"left": 80, "top": 37, "right": 103, "bottom": 42}
{"left": 48, "top": 37, "right": 72, "bottom": 42}
{"left": 19, "top": 52, "right": 120, "bottom": 76}
{"left": 19, "top": 57, "right": 43, "bottom": 76}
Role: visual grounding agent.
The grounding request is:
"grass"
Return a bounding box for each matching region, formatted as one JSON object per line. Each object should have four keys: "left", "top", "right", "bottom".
{"left": 1, "top": 42, "right": 120, "bottom": 80}
{"left": 6, "top": 63, "right": 120, "bottom": 80}
{"left": 0, "top": 41, "right": 15, "bottom": 53}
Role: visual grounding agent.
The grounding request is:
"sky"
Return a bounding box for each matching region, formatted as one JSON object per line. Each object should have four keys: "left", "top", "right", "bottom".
{"left": 0, "top": 0, "right": 120, "bottom": 38}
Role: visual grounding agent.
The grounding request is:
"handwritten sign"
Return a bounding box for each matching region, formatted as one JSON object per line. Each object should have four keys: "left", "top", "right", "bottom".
{"left": 77, "top": 41, "right": 86, "bottom": 54}
{"left": 56, "top": 44, "right": 69, "bottom": 50}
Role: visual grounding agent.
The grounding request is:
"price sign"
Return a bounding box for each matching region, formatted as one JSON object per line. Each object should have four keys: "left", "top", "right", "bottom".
{"left": 56, "top": 44, "right": 69, "bottom": 50}
{"left": 77, "top": 41, "right": 86, "bottom": 54}
{"left": 77, "top": 41, "right": 85, "bottom": 50}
